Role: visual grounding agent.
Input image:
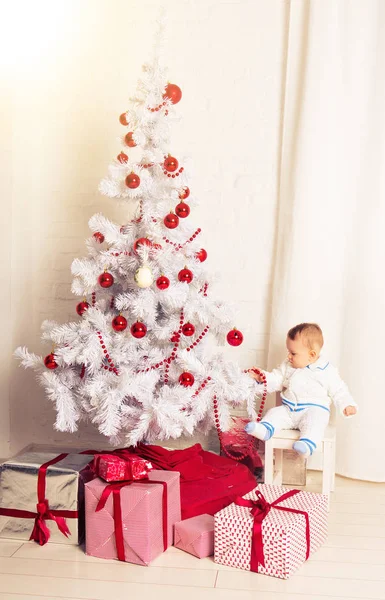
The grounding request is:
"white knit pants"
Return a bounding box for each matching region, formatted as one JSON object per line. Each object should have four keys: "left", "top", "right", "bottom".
{"left": 261, "top": 405, "right": 330, "bottom": 450}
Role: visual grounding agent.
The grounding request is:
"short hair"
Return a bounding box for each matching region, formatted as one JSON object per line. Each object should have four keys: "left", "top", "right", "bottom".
{"left": 287, "top": 323, "right": 324, "bottom": 350}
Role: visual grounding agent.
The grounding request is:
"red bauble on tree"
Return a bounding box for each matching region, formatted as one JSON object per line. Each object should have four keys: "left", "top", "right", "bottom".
{"left": 131, "top": 321, "right": 147, "bottom": 339}
{"left": 125, "top": 173, "right": 140, "bottom": 189}
{"left": 178, "top": 268, "right": 193, "bottom": 284}
{"left": 112, "top": 315, "right": 127, "bottom": 332}
{"left": 182, "top": 322, "right": 195, "bottom": 336}
{"left": 196, "top": 248, "right": 207, "bottom": 262}
{"left": 152, "top": 243, "right": 163, "bottom": 251}
{"left": 98, "top": 272, "right": 114, "bottom": 288}
{"left": 124, "top": 132, "right": 136, "bottom": 147}
{"left": 175, "top": 202, "right": 190, "bottom": 218}
{"left": 164, "top": 155, "right": 179, "bottom": 172}
{"left": 164, "top": 212, "right": 179, "bottom": 229}
{"left": 76, "top": 301, "right": 89, "bottom": 316}
{"left": 156, "top": 275, "right": 170, "bottom": 290}
{"left": 179, "top": 372, "right": 194, "bottom": 387}
{"left": 178, "top": 187, "right": 190, "bottom": 200}
{"left": 93, "top": 232, "right": 104, "bottom": 243}
{"left": 119, "top": 112, "right": 129, "bottom": 126}
{"left": 163, "top": 83, "right": 182, "bottom": 104}
{"left": 227, "top": 328, "right": 244, "bottom": 347}
{"left": 44, "top": 353, "right": 58, "bottom": 370}
{"left": 117, "top": 152, "right": 128, "bottom": 164}
{"left": 133, "top": 237, "right": 152, "bottom": 252}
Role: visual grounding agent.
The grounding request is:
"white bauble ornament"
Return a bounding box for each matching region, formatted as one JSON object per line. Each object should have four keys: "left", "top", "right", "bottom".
{"left": 135, "top": 265, "right": 154, "bottom": 288}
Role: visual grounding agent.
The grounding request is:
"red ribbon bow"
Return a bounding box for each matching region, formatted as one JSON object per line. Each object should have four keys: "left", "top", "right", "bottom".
{"left": 95, "top": 478, "right": 169, "bottom": 562}
{"left": 0, "top": 453, "right": 79, "bottom": 546}
{"left": 235, "top": 489, "right": 310, "bottom": 572}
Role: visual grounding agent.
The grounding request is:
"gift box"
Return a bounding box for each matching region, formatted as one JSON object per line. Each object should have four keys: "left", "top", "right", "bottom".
{"left": 0, "top": 451, "right": 93, "bottom": 545}
{"left": 93, "top": 453, "right": 153, "bottom": 483}
{"left": 174, "top": 514, "right": 214, "bottom": 558}
{"left": 214, "top": 484, "right": 328, "bottom": 579}
{"left": 85, "top": 469, "right": 181, "bottom": 565}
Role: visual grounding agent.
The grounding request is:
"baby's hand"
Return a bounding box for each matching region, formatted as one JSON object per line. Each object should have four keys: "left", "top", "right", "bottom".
{"left": 247, "top": 369, "right": 264, "bottom": 383}
{"left": 343, "top": 405, "right": 357, "bottom": 417}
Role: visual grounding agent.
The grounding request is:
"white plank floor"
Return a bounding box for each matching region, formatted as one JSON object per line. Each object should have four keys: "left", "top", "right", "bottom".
{"left": 0, "top": 472, "right": 384, "bottom": 600}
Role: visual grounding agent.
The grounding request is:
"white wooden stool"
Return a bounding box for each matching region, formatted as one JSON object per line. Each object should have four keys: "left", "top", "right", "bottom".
{"left": 264, "top": 426, "right": 336, "bottom": 497}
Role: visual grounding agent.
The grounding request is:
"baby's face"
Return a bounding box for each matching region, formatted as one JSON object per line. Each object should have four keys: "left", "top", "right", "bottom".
{"left": 286, "top": 336, "right": 316, "bottom": 369}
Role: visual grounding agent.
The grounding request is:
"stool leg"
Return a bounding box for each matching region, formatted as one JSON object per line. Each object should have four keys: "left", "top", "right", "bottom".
{"left": 273, "top": 449, "right": 283, "bottom": 485}
{"left": 330, "top": 440, "right": 336, "bottom": 492}
{"left": 264, "top": 440, "right": 274, "bottom": 484}
{"left": 322, "top": 441, "right": 332, "bottom": 503}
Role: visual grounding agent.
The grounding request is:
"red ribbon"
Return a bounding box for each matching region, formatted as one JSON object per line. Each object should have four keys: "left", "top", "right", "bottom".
{"left": 0, "top": 453, "right": 78, "bottom": 546}
{"left": 95, "top": 478, "right": 169, "bottom": 562}
{"left": 235, "top": 489, "right": 310, "bottom": 572}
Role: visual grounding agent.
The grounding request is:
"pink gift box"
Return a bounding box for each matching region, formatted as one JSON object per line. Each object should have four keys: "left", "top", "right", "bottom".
{"left": 174, "top": 514, "right": 215, "bottom": 558}
{"left": 85, "top": 470, "right": 181, "bottom": 565}
{"left": 214, "top": 484, "right": 328, "bottom": 579}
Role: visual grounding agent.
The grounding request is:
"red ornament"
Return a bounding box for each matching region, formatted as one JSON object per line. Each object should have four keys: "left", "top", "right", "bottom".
{"left": 227, "top": 328, "right": 244, "bottom": 347}
{"left": 152, "top": 243, "right": 163, "bottom": 251}
{"left": 164, "top": 155, "right": 179, "bottom": 172}
{"left": 164, "top": 212, "right": 179, "bottom": 229}
{"left": 156, "top": 275, "right": 170, "bottom": 290}
{"left": 163, "top": 83, "right": 182, "bottom": 104}
{"left": 112, "top": 315, "right": 127, "bottom": 332}
{"left": 131, "top": 321, "right": 147, "bottom": 339}
{"left": 93, "top": 232, "right": 105, "bottom": 243}
{"left": 133, "top": 237, "right": 152, "bottom": 252}
{"left": 117, "top": 152, "right": 128, "bottom": 164}
{"left": 76, "top": 301, "right": 89, "bottom": 316}
{"left": 119, "top": 112, "right": 129, "bottom": 126}
{"left": 124, "top": 132, "right": 136, "bottom": 147}
{"left": 44, "top": 353, "right": 58, "bottom": 370}
{"left": 175, "top": 202, "right": 190, "bottom": 218}
{"left": 196, "top": 248, "right": 207, "bottom": 262}
{"left": 179, "top": 187, "right": 190, "bottom": 200}
{"left": 182, "top": 323, "right": 195, "bottom": 336}
{"left": 125, "top": 173, "right": 140, "bottom": 189}
{"left": 178, "top": 268, "right": 193, "bottom": 284}
{"left": 179, "top": 372, "right": 194, "bottom": 387}
{"left": 98, "top": 272, "right": 114, "bottom": 288}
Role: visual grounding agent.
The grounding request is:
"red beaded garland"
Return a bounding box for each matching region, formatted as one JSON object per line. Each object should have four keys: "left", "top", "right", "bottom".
{"left": 179, "top": 372, "right": 194, "bottom": 387}
{"left": 175, "top": 202, "right": 190, "bottom": 218}
{"left": 98, "top": 272, "right": 114, "bottom": 288}
{"left": 156, "top": 275, "right": 170, "bottom": 290}
{"left": 164, "top": 212, "right": 179, "bottom": 229}
{"left": 44, "top": 353, "right": 58, "bottom": 370}
{"left": 125, "top": 173, "right": 140, "bottom": 189}
{"left": 163, "top": 83, "right": 182, "bottom": 104}
{"left": 226, "top": 328, "right": 244, "bottom": 347}
{"left": 112, "top": 315, "right": 127, "bottom": 332}
{"left": 76, "top": 301, "right": 89, "bottom": 316}
{"left": 178, "top": 268, "right": 193, "bottom": 284}
{"left": 93, "top": 232, "right": 105, "bottom": 243}
{"left": 131, "top": 321, "right": 147, "bottom": 339}
{"left": 124, "top": 132, "right": 136, "bottom": 147}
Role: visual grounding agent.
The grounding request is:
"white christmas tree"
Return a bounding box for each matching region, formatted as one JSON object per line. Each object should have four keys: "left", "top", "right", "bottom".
{"left": 15, "top": 26, "right": 258, "bottom": 447}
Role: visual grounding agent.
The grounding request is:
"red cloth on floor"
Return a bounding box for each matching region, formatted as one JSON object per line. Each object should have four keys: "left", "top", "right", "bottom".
{"left": 129, "top": 443, "right": 257, "bottom": 519}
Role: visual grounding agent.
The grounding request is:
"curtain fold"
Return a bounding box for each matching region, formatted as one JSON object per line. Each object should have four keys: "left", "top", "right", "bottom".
{"left": 268, "top": 0, "right": 385, "bottom": 481}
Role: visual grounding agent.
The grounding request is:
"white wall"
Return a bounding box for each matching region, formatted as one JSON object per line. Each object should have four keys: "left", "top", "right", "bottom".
{"left": 5, "top": 0, "right": 286, "bottom": 455}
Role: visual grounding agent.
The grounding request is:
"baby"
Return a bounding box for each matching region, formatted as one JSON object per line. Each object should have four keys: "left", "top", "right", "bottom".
{"left": 245, "top": 323, "right": 357, "bottom": 457}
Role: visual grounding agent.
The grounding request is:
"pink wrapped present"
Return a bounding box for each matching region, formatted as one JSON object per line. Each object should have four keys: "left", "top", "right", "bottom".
{"left": 174, "top": 514, "right": 215, "bottom": 558}
{"left": 214, "top": 484, "right": 328, "bottom": 579}
{"left": 85, "top": 470, "right": 181, "bottom": 565}
{"left": 93, "top": 453, "right": 153, "bottom": 483}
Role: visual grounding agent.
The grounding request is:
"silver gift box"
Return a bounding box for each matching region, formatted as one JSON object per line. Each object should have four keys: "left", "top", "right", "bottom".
{"left": 0, "top": 451, "right": 93, "bottom": 544}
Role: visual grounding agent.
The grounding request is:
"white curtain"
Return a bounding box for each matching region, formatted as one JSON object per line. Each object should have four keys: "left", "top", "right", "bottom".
{"left": 267, "top": 0, "right": 385, "bottom": 481}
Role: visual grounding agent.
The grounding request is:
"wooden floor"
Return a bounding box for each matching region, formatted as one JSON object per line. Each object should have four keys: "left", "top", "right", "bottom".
{"left": 0, "top": 472, "right": 384, "bottom": 600}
